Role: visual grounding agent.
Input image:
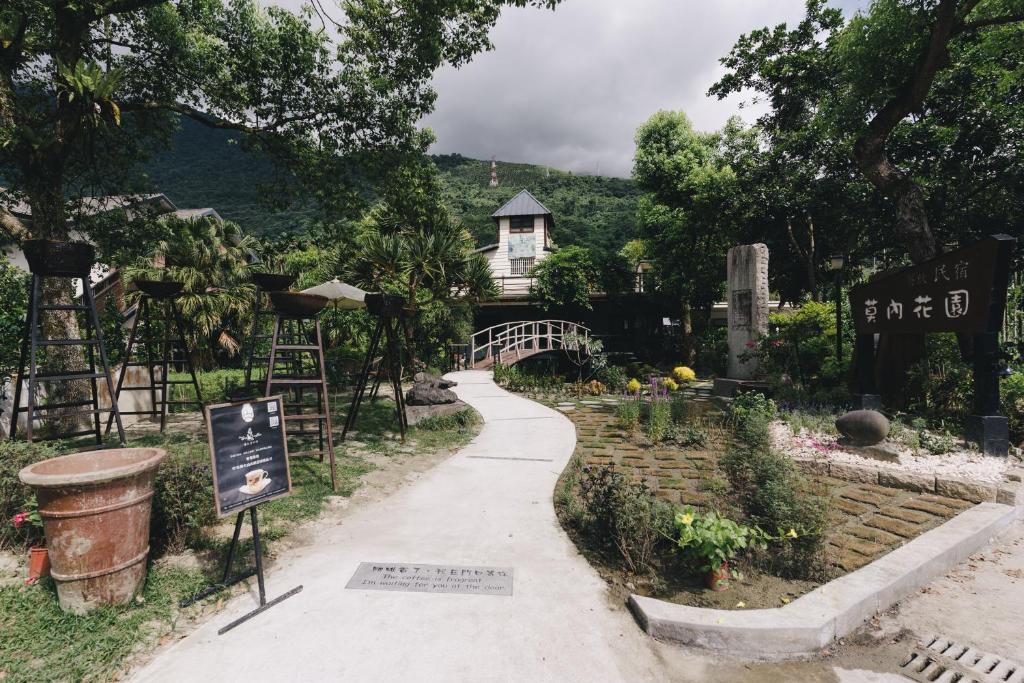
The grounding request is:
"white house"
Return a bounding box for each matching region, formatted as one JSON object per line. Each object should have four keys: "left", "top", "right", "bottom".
{"left": 475, "top": 189, "right": 554, "bottom": 299}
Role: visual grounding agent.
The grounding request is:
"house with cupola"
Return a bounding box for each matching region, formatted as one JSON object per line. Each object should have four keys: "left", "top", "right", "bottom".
{"left": 474, "top": 189, "right": 554, "bottom": 299}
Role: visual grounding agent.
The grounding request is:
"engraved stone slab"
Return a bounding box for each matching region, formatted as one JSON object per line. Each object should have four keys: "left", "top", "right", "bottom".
{"left": 726, "top": 243, "right": 770, "bottom": 380}
{"left": 345, "top": 562, "right": 513, "bottom": 596}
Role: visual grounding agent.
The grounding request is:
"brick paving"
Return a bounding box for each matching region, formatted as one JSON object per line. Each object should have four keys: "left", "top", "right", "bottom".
{"left": 567, "top": 405, "right": 974, "bottom": 575}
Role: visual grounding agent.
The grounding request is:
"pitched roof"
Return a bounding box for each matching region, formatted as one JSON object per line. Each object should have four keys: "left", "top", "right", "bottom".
{"left": 491, "top": 189, "right": 552, "bottom": 219}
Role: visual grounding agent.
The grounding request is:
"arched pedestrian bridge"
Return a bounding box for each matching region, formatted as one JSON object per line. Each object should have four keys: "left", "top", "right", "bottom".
{"left": 470, "top": 320, "right": 591, "bottom": 369}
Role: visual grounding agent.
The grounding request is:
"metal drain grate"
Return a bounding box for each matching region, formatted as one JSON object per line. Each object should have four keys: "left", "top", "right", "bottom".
{"left": 899, "top": 636, "right": 1024, "bottom": 683}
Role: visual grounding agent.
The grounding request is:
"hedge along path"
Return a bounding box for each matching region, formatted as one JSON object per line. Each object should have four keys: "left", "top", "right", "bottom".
{"left": 131, "top": 370, "right": 693, "bottom": 683}
{"left": 566, "top": 405, "right": 972, "bottom": 576}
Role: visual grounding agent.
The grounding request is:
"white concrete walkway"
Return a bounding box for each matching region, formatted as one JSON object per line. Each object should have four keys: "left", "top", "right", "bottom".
{"left": 131, "top": 371, "right": 684, "bottom": 683}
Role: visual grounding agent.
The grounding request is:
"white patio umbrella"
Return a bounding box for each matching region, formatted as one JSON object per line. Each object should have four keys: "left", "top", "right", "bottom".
{"left": 301, "top": 278, "right": 367, "bottom": 310}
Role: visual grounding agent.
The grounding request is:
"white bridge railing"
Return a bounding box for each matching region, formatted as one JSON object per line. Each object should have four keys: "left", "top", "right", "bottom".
{"left": 470, "top": 320, "right": 591, "bottom": 368}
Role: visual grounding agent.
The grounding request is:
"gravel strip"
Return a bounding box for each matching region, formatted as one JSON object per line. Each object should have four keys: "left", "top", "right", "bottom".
{"left": 770, "top": 422, "right": 1008, "bottom": 484}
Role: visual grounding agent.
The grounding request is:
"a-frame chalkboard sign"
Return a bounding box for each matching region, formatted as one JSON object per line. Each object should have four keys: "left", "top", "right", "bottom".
{"left": 180, "top": 396, "right": 302, "bottom": 634}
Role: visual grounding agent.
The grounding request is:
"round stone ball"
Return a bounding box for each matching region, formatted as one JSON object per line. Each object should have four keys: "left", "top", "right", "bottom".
{"left": 835, "top": 410, "right": 890, "bottom": 446}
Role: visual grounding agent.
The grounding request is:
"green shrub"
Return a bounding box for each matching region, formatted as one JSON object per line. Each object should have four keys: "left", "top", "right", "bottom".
{"left": 0, "top": 260, "right": 28, "bottom": 379}
{"left": 918, "top": 429, "right": 959, "bottom": 455}
{"left": 577, "top": 465, "right": 675, "bottom": 575}
{"left": 748, "top": 299, "right": 851, "bottom": 405}
{"left": 595, "top": 364, "right": 627, "bottom": 393}
{"left": 671, "top": 421, "right": 709, "bottom": 448}
{"left": 151, "top": 448, "right": 216, "bottom": 554}
{"left": 0, "top": 441, "right": 56, "bottom": 550}
{"left": 904, "top": 333, "right": 973, "bottom": 424}
{"left": 412, "top": 409, "right": 478, "bottom": 432}
{"left": 1001, "top": 370, "right": 1024, "bottom": 440}
{"left": 675, "top": 507, "right": 766, "bottom": 572}
{"left": 616, "top": 397, "right": 641, "bottom": 431}
{"left": 721, "top": 397, "right": 830, "bottom": 579}
{"left": 645, "top": 392, "right": 671, "bottom": 443}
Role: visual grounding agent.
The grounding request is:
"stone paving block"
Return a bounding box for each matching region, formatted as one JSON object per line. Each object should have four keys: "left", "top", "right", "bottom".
{"left": 864, "top": 514, "right": 920, "bottom": 538}
{"left": 839, "top": 487, "right": 892, "bottom": 507}
{"left": 847, "top": 525, "right": 902, "bottom": 546}
{"left": 919, "top": 493, "right": 973, "bottom": 510}
{"left": 900, "top": 499, "right": 958, "bottom": 518}
{"left": 880, "top": 505, "right": 935, "bottom": 525}
{"left": 834, "top": 497, "right": 873, "bottom": 517}
{"left": 841, "top": 536, "right": 886, "bottom": 558}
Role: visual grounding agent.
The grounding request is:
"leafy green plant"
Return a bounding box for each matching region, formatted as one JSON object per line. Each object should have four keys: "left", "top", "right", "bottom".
{"left": 721, "top": 394, "right": 830, "bottom": 579}
{"left": 918, "top": 429, "right": 959, "bottom": 455}
{"left": 674, "top": 507, "right": 766, "bottom": 572}
{"left": 645, "top": 387, "right": 672, "bottom": 443}
{"left": 577, "top": 465, "right": 675, "bottom": 575}
{"left": 150, "top": 449, "right": 216, "bottom": 554}
{"left": 671, "top": 421, "right": 709, "bottom": 448}
{"left": 0, "top": 441, "right": 56, "bottom": 550}
{"left": 616, "top": 396, "right": 641, "bottom": 432}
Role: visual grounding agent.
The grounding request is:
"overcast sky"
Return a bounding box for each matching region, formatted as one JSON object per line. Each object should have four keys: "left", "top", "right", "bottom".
{"left": 421, "top": 0, "right": 868, "bottom": 177}
{"left": 270, "top": 0, "right": 867, "bottom": 178}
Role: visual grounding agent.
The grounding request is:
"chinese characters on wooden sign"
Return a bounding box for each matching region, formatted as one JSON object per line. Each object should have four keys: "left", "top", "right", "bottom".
{"left": 850, "top": 236, "right": 1015, "bottom": 335}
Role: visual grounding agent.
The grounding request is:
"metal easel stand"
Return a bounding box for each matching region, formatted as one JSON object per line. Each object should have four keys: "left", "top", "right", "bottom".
{"left": 180, "top": 505, "right": 302, "bottom": 635}
{"left": 341, "top": 306, "right": 408, "bottom": 443}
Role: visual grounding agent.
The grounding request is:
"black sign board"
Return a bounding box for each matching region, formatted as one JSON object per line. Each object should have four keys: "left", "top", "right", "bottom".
{"left": 849, "top": 235, "right": 1015, "bottom": 335}
{"left": 206, "top": 396, "right": 292, "bottom": 517}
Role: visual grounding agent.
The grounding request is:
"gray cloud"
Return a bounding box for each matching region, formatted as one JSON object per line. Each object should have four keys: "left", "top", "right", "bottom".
{"left": 265, "top": 0, "right": 870, "bottom": 178}
{"left": 422, "top": 0, "right": 868, "bottom": 177}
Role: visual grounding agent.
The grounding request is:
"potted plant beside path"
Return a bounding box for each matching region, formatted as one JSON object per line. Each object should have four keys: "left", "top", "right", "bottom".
{"left": 19, "top": 448, "right": 166, "bottom": 613}
{"left": 675, "top": 507, "right": 767, "bottom": 592}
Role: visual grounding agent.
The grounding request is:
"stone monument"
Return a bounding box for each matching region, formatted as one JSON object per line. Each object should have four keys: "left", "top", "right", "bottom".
{"left": 714, "top": 244, "right": 769, "bottom": 397}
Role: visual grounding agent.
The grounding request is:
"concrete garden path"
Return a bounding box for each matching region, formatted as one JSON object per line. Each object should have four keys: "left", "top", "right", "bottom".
{"left": 131, "top": 371, "right": 693, "bottom": 683}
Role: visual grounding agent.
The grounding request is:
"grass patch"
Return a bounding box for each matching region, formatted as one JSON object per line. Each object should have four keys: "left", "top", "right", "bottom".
{"left": 0, "top": 565, "right": 206, "bottom": 683}
{"left": 780, "top": 408, "right": 840, "bottom": 436}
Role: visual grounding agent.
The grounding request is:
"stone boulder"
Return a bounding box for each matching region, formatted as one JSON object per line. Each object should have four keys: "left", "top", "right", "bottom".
{"left": 836, "top": 410, "right": 890, "bottom": 446}
{"left": 406, "top": 376, "right": 458, "bottom": 406}
{"left": 412, "top": 372, "right": 457, "bottom": 389}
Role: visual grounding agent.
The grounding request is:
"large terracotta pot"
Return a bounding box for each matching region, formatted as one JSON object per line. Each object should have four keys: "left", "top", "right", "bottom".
{"left": 705, "top": 561, "right": 730, "bottom": 592}
{"left": 268, "top": 291, "right": 328, "bottom": 318}
{"left": 19, "top": 448, "right": 166, "bottom": 614}
{"left": 250, "top": 272, "right": 297, "bottom": 292}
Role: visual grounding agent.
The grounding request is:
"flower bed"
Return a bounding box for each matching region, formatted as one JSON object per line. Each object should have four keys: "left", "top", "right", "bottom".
{"left": 554, "top": 399, "right": 975, "bottom": 611}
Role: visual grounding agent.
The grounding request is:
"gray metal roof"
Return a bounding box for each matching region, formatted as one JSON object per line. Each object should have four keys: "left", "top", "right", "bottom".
{"left": 491, "top": 190, "right": 552, "bottom": 218}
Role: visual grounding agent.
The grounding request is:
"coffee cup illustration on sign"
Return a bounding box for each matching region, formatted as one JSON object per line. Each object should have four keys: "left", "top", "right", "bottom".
{"left": 240, "top": 468, "right": 271, "bottom": 495}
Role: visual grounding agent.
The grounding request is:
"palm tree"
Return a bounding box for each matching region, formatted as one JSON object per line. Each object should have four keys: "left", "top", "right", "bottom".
{"left": 346, "top": 202, "right": 496, "bottom": 366}
{"left": 124, "top": 216, "right": 256, "bottom": 369}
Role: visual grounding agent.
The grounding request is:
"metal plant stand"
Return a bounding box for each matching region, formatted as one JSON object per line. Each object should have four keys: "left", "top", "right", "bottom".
{"left": 9, "top": 240, "right": 125, "bottom": 445}
{"left": 264, "top": 291, "right": 338, "bottom": 491}
{"left": 105, "top": 280, "right": 204, "bottom": 433}
{"left": 341, "top": 293, "right": 408, "bottom": 442}
{"left": 243, "top": 273, "right": 297, "bottom": 395}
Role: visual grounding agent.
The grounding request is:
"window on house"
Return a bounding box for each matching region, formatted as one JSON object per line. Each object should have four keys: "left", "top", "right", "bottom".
{"left": 509, "top": 215, "right": 534, "bottom": 233}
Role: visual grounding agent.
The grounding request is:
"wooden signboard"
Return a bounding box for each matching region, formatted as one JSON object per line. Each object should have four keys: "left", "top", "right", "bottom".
{"left": 206, "top": 396, "right": 292, "bottom": 517}
{"left": 849, "top": 235, "right": 1015, "bottom": 336}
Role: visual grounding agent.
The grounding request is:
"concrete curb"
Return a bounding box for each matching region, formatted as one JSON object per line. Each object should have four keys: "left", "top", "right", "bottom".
{"left": 628, "top": 501, "right": 1017, "bottom": 658}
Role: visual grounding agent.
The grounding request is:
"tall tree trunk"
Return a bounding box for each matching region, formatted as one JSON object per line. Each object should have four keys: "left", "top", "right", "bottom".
{"left": 680, "top": 301, "right": 695, "bottom": 366}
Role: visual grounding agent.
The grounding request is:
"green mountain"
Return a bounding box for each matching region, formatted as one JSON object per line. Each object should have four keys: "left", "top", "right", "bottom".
{"left": 143, "top": 119, "right": 640, "bottom": 254}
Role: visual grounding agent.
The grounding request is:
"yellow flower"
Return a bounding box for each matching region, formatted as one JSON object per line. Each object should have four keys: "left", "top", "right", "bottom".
{"left": 735, "top": 601, "right": 746, "bottom": 608}
{"left": 626, "top": 378, "right": 642, "bottom": 395}
{"left": 672, "top": 366, "right": 696, "bottom": 383}
{"left": 678, "top": 512, "right": 694, "bottom": 526}
{"left": 786, "top": 528, "right": 798, "bottom": 539}
{"left": 660, "top": 377, "right": 679, "bottom": 392}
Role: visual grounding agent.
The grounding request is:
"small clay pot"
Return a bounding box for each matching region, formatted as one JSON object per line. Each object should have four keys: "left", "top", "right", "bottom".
{"left": 133, "top": 279, "right": 184, "bottom": 299}
{"left": 22, "top": 240, "right": 95, "bottom": 277}
{"left": 28, "top": 546, "right": 50, "bottom": 580}
{"left": 268, "top": 291, "right": 328, "bottom": 318}
{"left": 706, "top": 561, "right": 730, "bottom": 592}
{"left": 250, "top": 272, "right": 297, "bottom": 292}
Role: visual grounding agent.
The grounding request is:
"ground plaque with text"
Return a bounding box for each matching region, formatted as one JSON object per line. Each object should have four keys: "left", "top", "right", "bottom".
{"left": 346, "top": 562, "right": 514, "bottom": 596}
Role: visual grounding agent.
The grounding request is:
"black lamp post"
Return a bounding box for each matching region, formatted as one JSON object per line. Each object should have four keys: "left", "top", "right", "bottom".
{"left": 828, "top": 255, "right": 845, "bottom": 362}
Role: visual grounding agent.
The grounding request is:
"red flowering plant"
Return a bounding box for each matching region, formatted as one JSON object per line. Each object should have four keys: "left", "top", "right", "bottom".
{"left": 11, "top": 496, "right": 44, "bottom": 547}
{"left": 739, "top": 301, "right": 852, "bottom": 406}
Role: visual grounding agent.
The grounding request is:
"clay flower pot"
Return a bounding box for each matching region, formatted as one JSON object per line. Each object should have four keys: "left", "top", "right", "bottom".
{"left": 250, "top": 272, "right": 297, "bottom": 292}
{"left": 28, "top": 546, "right": 50, "bottom": 580}
{"left": 19, "top": 448, "right": 166, "bottom": 614}
{"left": 705, "top": 561, "right": 730, "bottom": 592}
{"left": 22, "top": 239, "right": 95, "bottom": 277}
